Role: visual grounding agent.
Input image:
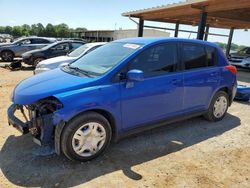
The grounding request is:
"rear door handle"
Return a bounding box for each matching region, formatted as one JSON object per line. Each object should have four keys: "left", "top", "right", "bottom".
{"left": 210, "top": 72, "right": 219, "bottom": 76}
{"left": 171, "top": 79, "right": 182, "bottom": 85}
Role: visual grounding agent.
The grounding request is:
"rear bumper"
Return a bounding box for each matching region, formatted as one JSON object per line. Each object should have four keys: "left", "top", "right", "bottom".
{"left": 22, "top": 56, "right": 34, "bottom": 65}
{"left": 7, "top": 104, "right": 29, "bottom": 134}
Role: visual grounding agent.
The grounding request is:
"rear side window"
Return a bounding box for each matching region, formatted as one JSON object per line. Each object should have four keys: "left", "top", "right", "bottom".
{"left": 182, "top": 44, "right": 207, "bottom": 70}
{"left": 129, "top": 43, "right": 178, "bottom": 77}
{"left": 31, "top": 39, "right": 50, "bottom": 44}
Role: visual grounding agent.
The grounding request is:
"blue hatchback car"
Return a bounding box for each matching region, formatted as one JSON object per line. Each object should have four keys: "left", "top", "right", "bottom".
{"left": 8, "top": 38, "right": 237, "bottom": 161}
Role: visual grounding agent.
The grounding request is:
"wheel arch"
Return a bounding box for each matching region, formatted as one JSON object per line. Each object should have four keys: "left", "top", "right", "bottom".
{"left": 55, "top": 108, "right": 118, "bottom": 155}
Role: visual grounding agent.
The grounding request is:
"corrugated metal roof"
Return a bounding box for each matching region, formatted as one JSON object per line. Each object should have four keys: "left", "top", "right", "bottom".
{"left": 122, "top": 0, "right": 207, "bottom": 16}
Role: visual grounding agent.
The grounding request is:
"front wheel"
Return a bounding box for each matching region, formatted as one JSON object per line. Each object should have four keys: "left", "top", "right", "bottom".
{"left": 204, "top": 91, "right": 229, "bottom": 122}
{"left": 61, "top": 112, "right": 112, "bottom": 161}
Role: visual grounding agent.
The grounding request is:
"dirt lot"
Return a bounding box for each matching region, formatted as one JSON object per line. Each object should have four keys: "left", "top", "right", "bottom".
{"left": 0, "top": 64, "right": 250, "bottom": 188}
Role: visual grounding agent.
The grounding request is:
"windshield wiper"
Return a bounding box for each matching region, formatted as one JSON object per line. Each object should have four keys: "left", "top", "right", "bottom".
{"left": 67, "top": 65, "right": 93, "bottom": 77}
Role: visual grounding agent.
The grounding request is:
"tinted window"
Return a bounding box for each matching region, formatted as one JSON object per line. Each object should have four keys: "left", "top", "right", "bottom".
{"left": 31, "top": 39, "right": 50, "bottom": 44}
{"left": 71, "top": 42, "right": 83, "bottom": 50}
{"left": 53, "top": 43, "right": 70, "bottom": 51}
{"left": 129, "top": 43, "right": 178, "bottom": 77}
{"left": 182, "top": 44, "right": 207, "bottom": 70}
{"left": 206, "top": 46, "right": 217, "bottom": 66}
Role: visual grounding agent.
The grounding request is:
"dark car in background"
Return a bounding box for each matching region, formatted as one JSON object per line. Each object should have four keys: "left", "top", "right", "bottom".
{"left": 0, "top": 37, "right": 56, "bottom": 61}
{"left": 22, "top": 40, "right": 85, "bottom": 66}
{"left": 229, "top": 47, "right": 250, "bottom": 68}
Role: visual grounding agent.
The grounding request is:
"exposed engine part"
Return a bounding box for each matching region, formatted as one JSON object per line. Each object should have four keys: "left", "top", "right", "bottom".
{"left": 16, "top": 97, "right": 63, "bottom": 144}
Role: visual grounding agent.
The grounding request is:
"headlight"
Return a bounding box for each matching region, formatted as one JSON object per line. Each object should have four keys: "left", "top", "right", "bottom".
{"left": 36, "top": 63, "right": 46, "bottom": 69}
{"left": 22, "top": 53, "right": 31, "bottom": 58}
{"left": 245, "top": 57, "right": 250, "bottom": 62}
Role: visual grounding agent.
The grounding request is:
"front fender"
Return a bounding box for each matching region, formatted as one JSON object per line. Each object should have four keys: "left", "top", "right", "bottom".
{"left": 53, "top": 84, "right": 121, "bottom": 127}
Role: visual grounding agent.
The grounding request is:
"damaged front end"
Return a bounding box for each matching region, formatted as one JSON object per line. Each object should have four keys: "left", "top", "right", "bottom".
{"left": 7, "top": 97, "right": 63, "bottom": 146}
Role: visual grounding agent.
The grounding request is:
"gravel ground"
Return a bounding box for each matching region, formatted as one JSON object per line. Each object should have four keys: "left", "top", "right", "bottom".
{"left": 0, "top": 64, "right": 250, "bottom": 188}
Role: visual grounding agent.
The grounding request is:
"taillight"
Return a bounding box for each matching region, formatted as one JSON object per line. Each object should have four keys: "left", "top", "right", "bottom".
{"left": 225, "top": 65, "right": 237, "bottom": 75}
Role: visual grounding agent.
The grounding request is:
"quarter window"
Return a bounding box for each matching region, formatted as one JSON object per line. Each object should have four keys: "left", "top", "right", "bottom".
{"left": 206, "top": 46, "right": 217, "bottom": 66}
{"left": 129, "top": 43, "right": 178, "bottom": 77}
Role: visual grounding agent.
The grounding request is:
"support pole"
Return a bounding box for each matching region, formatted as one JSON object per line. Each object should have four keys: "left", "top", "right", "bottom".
{"left": 138, "top": 18, "right": 144, "bottom": 37}
{"left": 174, "top": 22, "right": 180, "bottom": 37}
{"left": 197, "top": 11, "right": 207, "bottom": 40}
{"left": 204, "top": 25, "right": 209, "bottom": 41}
{"left": 226, "top": 28, "right": 234, "bottom": 57}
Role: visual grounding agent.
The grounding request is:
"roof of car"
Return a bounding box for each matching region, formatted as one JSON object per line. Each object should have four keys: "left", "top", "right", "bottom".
{"left": 114, "top": 37, "right": 219, "bottom": 48}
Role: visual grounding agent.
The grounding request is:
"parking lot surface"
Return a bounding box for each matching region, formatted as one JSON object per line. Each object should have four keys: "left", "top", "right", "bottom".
{"left": 0, "top": 64, "right": 250, "bottom": 187}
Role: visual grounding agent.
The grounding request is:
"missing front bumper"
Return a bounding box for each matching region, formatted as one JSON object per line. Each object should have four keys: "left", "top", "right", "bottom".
{"left": 7, "top": 104, "right": 55, "bottom": 145}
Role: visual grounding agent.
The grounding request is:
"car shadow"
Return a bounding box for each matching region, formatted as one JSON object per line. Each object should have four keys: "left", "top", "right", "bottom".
{"left": 0, "top": 114, "right": 240, "bottom": 187}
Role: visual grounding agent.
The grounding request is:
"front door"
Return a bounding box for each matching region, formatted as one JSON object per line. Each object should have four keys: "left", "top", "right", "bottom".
{"left": 50, "top": 42, "right": 70, "bottom": 58}
{"left": 120, "top": 43, "right": 184, "bottom": 130}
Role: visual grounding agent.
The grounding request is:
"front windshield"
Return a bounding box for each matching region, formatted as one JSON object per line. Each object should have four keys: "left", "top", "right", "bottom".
{"left": 69, "top": 42, "right": 142, "bottom": 75}
{"left": 68, "top": 44, "right": 91, "bottom": 57}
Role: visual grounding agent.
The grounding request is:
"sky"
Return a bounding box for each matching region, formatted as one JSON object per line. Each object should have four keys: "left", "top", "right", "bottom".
{"left": 0, "top": 0, "right": 250, "bottom": 46}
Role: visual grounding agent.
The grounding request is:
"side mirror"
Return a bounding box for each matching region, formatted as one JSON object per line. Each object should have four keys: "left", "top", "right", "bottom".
{"left": 127, "top": 69, "right": 144, "bottom": 82}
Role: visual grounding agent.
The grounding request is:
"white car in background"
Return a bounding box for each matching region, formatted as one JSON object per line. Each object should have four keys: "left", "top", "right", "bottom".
{"left": 34, "top": 42, "right": 106, "bottom": 74}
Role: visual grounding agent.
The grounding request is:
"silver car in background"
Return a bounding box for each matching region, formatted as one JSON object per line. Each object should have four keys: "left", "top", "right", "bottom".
{"left": 0, "top": 37, "right": 56, "bottom": 61}
{"left": 34, "top": 42, "right": 106, "bottom": 74}
{"left": 229, "top": 47, "right": 250, "bottom": 69}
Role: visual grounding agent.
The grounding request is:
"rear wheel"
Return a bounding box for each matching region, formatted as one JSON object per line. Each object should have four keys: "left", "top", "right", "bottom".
{"left": 204, "top": 91, "right": 229, "bottom": 121}
{"left": 33, "top": 57, "right": 45, "bottom": 67}
{"left": 61, "top": 112, "right": 112, "bottom": 161}
{"left": 1, "top": 50, "right": 14, "bottom": 62}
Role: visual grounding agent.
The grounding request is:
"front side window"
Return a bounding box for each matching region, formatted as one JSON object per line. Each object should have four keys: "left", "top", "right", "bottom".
{"left": 129, "top": 43, "right": 178, "bottom": 77}
{"left": 53, "top": 43, "right": 70, "bottom": 51}
{"left": 182, "top": 44, "right": 207, "bottom": 70}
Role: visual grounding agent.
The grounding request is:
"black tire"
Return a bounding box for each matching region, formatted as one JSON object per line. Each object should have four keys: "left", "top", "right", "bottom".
{"left": 204, "top": 91, "right": 229, "bottom": 122}
{"left": 1, "top": 50, "right": 14, "bottom": 62}
{"left": 33, "top": 57, "right": 45, "bottom": 67}
{"left": 61, "top": 112, "right": 112, "bottom": 161}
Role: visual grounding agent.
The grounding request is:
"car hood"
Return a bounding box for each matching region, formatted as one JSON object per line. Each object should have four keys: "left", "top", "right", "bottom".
{"left": 13, "top": 68, "right": 96, "bottom": 105}
{"left": 0, "top": 43, "right": 13, "bottom": 48}
{"left": 38, "top": 56, "right": 76, "bottom": 67}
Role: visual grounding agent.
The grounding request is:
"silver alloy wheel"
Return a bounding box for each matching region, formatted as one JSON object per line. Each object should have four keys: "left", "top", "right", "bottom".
{"left": 2, "top": 51, "right": 13, "bottom": 61}
{"left": 213, "top": 96, "right": 228, "bottom": 118}
{"left": 72, "top": 122, "right": 106, "bottom": 157}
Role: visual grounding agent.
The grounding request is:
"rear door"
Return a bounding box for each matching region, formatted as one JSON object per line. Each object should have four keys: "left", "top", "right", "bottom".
{"left": 181, "top": 43, "right": 220, "bottom": 111}
{"left": 119, "top": 43, "right": 184, "bottom": 130}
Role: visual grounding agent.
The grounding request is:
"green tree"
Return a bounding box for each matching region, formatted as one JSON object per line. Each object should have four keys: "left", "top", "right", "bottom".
{"left": 45, "top": 23, "right": 56, "bottom": 37}
{"left": 21, "top": 24, "right": 31, "bottom": 36}
{"left": 5, "top": 26, "right": 13, "bottom": 35}
{"left": 12, "top": 26, "right": 22, "bottom": 37}
{"left": 55, "top": 23, "right": 70, "bottom": 38}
